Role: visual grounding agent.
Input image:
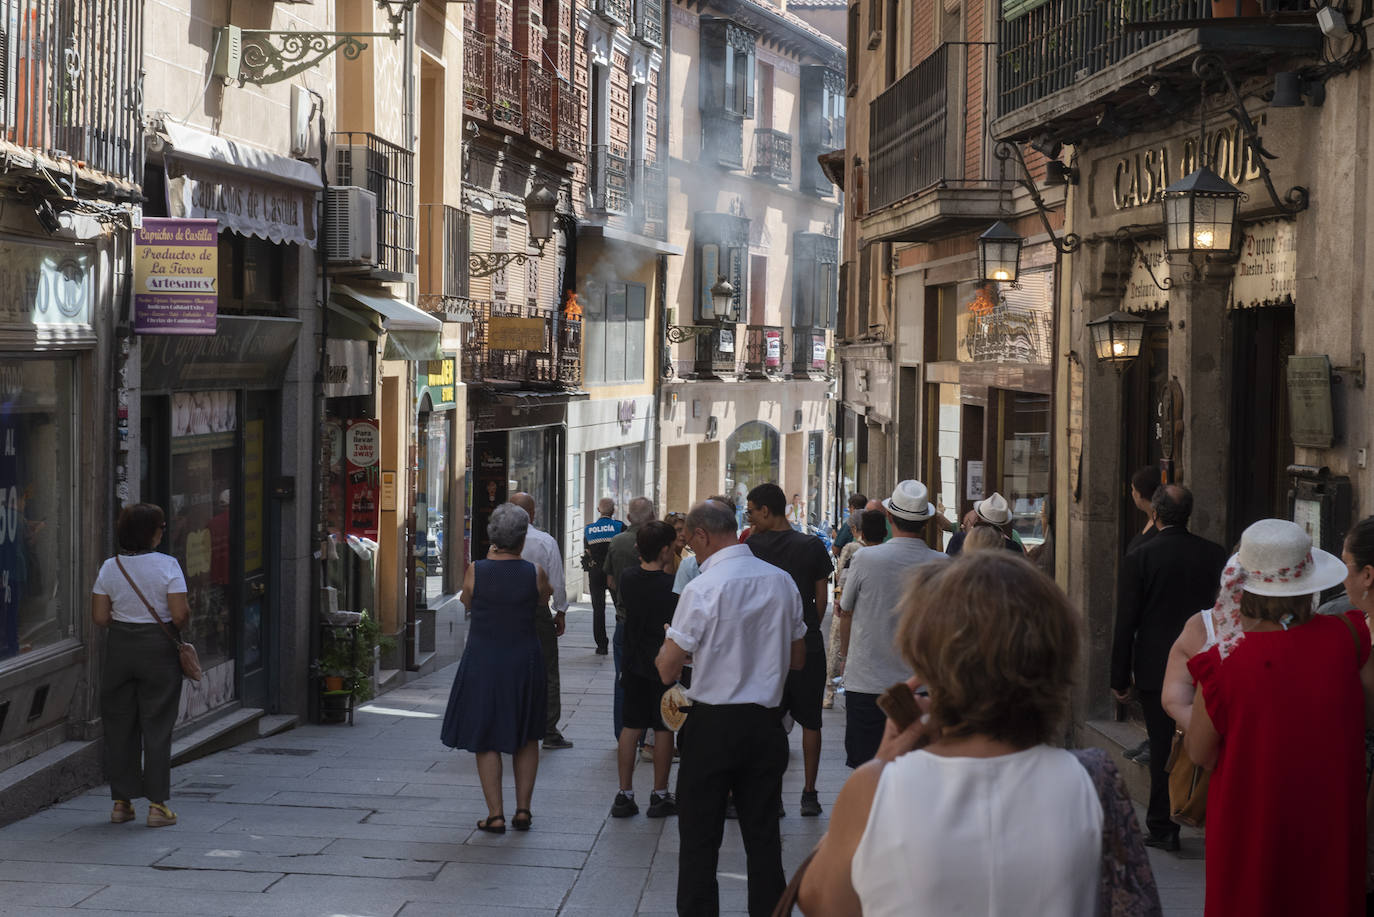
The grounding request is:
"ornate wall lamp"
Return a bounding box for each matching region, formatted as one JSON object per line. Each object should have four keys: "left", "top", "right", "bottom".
{"left": 467, "top": 187, "right": 559, "bottom": 279}
{"left": 667, "top": 278, "right": 736, "bottom": 342}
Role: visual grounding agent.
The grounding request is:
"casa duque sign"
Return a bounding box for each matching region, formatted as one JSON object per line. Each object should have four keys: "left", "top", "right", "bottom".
{"left": 1110, "top": 119, "right": 1266, "bottom": 212}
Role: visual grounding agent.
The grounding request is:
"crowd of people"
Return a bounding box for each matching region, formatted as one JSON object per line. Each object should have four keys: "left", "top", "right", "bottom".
{"left": 426, "top": 468, "right": 1374, "bottom": 916}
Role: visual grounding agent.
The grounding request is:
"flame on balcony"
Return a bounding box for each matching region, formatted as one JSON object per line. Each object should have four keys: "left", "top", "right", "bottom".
{"left": 564, "top": 291, "right": 582, "bottom": 320}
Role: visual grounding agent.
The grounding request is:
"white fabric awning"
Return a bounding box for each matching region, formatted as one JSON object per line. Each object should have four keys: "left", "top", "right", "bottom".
{"left": 332, "top": 285, "right": 443, "bottom": 361}
{"left": 161, "top": 121, "right": 321, "bottom": 248}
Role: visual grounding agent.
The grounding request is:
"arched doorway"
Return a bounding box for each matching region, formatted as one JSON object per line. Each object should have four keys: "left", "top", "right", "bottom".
{"left": 725, "top": 421, "right": 780, "bottom": 526}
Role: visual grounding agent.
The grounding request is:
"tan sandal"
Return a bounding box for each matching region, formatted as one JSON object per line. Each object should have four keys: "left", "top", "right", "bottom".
{"left": 111, "top": 800, "right": 135, "bottom": 824}
{"left": 147, "top": 802, "right": 177, "bottom": 827}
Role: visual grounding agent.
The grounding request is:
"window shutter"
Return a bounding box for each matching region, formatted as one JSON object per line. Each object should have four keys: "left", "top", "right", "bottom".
{"left": 699, "top": 18, "right": 727, "bottom": 112}
{"left": 743, "top": 46, "right": 755, "bottom": 119}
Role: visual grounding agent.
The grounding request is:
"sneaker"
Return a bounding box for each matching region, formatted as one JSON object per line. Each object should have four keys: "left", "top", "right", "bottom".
{"left": 543, "top": 734, "right": 575, "bottom": 750}
{"left": 611, "top": 791, "right": 639, "bottom": 818}
{"left": 1122, "top": 738, "right": 1150, "bottom": 761}
{"left": 146, "top": 802, "right": 177, "bottom": 827}
{"left": 110, "top": 800, "right": 135, "bottom": 824}
{"left": 800, "top": 790, "right": 822, "bottom": 817}
{"left": 639, "top": 744, "right": 654, "bottom": 763}
{"left": 647, "top": 792, "right": 678, "bottom": 818}
{"left": 1135, "top": 745, "right": 1151, "bottom": 766}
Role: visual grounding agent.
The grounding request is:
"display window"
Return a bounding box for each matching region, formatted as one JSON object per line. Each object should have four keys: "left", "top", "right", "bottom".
{"left": 589, "top": 444, "right": 646, "bottom": 520}
{"left": 998, "top": 390, "right": 1051, "bottom": 548}
{"left": 725, "top": 421, "right": 780, "bottom": 528}
{"left": 0, "top": 357, "right": 75, "bottom": 663}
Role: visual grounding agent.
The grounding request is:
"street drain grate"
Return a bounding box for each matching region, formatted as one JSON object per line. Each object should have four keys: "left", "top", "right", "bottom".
{"left": 247, "top": 747, "right": 317, "bottom": 756}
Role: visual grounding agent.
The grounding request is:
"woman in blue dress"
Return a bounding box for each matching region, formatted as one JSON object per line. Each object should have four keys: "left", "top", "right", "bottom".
{"left": 441, "top": 503, "right": 550, "bottom": 833}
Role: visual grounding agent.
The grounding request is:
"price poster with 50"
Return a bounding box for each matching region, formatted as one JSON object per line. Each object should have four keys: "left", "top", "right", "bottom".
{"left": 133, "top": 218, "right": 219, "bottom": 334}
{"left": 345, "top": 420, "right": 380, "bottom": 539}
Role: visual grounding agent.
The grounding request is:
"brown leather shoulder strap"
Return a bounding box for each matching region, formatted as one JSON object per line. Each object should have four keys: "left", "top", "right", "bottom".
{"left": 114, "top": 556, "right": 181, "bottom": 648}
{"left": 1337, "top": 611, "right": 1362, "bottom": 656}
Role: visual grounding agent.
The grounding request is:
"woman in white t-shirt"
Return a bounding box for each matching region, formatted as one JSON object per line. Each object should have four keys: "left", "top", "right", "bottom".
{"left": 91, "top": 503, "right": 190, "bottom": 828}
{"left": 798, "top": 552, "right": 1161, "bottom": 916}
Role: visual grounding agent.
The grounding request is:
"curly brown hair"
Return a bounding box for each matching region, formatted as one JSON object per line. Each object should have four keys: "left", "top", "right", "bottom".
{"left": 896, "top": 552, "right": 1079, "bottom": 749}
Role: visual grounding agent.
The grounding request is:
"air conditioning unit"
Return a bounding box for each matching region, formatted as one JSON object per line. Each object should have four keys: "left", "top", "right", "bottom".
{"left": 333, "top": 144, "right": 389, "bottom": 200}
{"left": 324, "top": 186, "right": 378, "bottom": 266}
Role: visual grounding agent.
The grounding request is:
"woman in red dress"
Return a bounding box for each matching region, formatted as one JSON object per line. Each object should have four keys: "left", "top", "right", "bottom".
{"left": 1185, "top": 519, "right": 1374, "bottom": 917}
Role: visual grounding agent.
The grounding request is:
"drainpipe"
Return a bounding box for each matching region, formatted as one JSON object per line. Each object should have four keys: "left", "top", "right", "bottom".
{"left": 309, "top": 88, "right": 330, "bottom": 724}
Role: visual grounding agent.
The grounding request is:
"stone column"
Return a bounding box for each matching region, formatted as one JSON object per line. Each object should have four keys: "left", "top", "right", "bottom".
{"left": 1166, "top": 259, "right": 1234, "bottom": 546}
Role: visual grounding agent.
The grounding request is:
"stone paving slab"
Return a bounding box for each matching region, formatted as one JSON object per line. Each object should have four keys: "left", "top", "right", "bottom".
{"left": 0, "top": 600, "right": 1204, "bottom": 915}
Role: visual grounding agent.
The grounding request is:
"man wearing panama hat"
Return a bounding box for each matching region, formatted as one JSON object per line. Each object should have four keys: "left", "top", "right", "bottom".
{"left": 837, "top": 480, "right": 949, "bottom": 766}
{"left": 945, "top": 492, "right": 1024, "bottom": 557}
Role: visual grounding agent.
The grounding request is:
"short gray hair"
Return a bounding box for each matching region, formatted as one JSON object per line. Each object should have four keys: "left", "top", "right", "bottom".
{"left": 487, "top": 503, "right": 529, "bottom": 552}
{"left": 686, "top": 500, "right": 736, "bottom": 536}
{"left": 627, "top": 496, "right": 656, "bottom": 527}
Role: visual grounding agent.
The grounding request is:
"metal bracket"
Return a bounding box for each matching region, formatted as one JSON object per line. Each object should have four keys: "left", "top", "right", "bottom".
{"left": 468, "top": 242, "right": 549, "bottom": 279}
{"left": 993, "top": 140, "right": 1081, "bottom": 256}
{"left": 666, "top": 325, "right": 719, "bottom": 343}
{"left": 1334, "top": 353, "right": 1366, "bottom": 389}
{"left": 236, "top": 31, "right": 386, "bottom": 85}
{"left": 1114, "top": 227, "right": 1172, "bottom": 292}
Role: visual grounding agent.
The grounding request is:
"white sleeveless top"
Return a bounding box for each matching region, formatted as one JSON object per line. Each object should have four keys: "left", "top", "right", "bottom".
{"left": 851, "top": 745, "right": 1103, "bottom": 917}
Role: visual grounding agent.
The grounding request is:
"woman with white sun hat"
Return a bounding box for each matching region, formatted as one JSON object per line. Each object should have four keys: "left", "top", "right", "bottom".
{"left": 1178, "top": 518, "right": 1374, "bottom": 917}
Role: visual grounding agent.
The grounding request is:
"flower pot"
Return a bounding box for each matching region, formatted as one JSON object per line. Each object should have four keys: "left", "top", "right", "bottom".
{"left": 1210, "top": 0, "right": 1261, "bottom": 16}
{"left": 323, "top": 675, "right": 345, "bottom": 692}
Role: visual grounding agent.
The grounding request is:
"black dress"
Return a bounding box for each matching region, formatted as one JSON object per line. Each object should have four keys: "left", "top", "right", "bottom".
{"left": 441, "top": 559, "right": 547, "bottom": 753}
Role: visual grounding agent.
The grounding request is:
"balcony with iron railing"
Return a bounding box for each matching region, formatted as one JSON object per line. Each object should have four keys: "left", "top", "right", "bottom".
{"left": 464, "top": 28, "right": 491, "bottom": 118}
{"left": 634, "top": 159, "right": 668, "bottom": 240}
{"left": 418, "top": 203, "right": 469, "bottom": 321}
{"left": 491, "top": 43, "right": 524, "bottom": 132}
{"left": 462, "top": 299, "right": 582, "bottom": 388}
{"left": 994, "top": 0, "right": 1324, "bottom": 140}
{"left": 634, "top": 0, "right": 664, "bottom": 46}
{"left": 0, "top": 0, "right": 145, "bottom": 186}
{"left": 864, "top": 43, "right": 1006, "bottom": 244}
{"left": 590, "top": 145, "right": 630, "bottom": 214}
{"left": 694, "top": 324, "right": 742, "bottom": 378}
{"left": 701, "top": 112, "right": 744, "bottom": 170}
{"left": 594, "top": 0, "right": 632, "bottom": 26}
{"left": 743, "top": 325, "right": 784, "bottom": 378}
{"left": 334, "top": 131, "right": 416, "bottom": 278}
{"left": 752, "top": 129, "right": 792, "bottom": 184}
{"left": 791, "top": 327, "right": 829, "bottom": 376}
{"left": 555, "top": 80, "right": 584, "bottom": 158}
{"left": 523, "top": 59, "right": 554, "bottom": 149}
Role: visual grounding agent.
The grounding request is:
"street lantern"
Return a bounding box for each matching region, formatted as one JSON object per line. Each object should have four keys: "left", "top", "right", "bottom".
{"left": 708, "top": 276, "right": 736, "bottom": 322}
{"left": 1086, "top": 311, "right": 1148, "bottom": 368}
{"left": 1161, "top": 167, "right": 1242, "bottom": 255}
{"left": 978, "top": 221, "right": 1024, "bottom": 284}
{"left": 525, "top": 185, "right": 559, "bottom": 248}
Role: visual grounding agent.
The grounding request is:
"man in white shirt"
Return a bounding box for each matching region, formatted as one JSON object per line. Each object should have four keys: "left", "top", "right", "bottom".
{"left": 510, "top": 492, "right": 573, "bottom": 750}
{"left": 658, "top": 500, "right": 806, "bottom": 917}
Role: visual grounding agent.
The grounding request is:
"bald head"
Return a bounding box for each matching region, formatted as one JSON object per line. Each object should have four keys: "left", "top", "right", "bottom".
{"left": 598, "top": 497, "right": 615, "bottom": 516}
{"left": 510, "top": 492, "right": 536, "bottom": 521}
{"left": 865, "top": 499, "right": 883, "bottom": 513}
{"left": 1151, "top": 484, "right": 1192, "bottom": 529}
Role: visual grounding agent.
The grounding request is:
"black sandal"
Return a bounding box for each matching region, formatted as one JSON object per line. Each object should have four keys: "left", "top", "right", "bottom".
{"left": 476, "top": 815, "right": 506, "bottom": 834}
{"left": 512, "top": 808, "right": 532, "bottom": 831}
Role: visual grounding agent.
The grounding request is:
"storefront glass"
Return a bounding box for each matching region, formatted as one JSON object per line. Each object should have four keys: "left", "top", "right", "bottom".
{"left": 168, "top": 391, "right": 238, "bottom": 673}
{"left": 423, "top": 413, "right": 451, "bottom": 602}
{"left": 725, "top": 421, "right": 780, "bottom": 524}
{"left": 0, "top": 357, "right": 75, "bottom": 663}
{"left": 509, "top": 429, "right": 553, "bottom": 533}
{"left": 807, "top": 431, "right": 823, "bottom": 528}
{"left": 999, "top": 390, "right": 1050, "bottom": 548}
{"left": 590, "top": 444, "right": 646, "bottom": 519}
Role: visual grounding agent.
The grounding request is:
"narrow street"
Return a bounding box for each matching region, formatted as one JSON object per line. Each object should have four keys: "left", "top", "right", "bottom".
{"left": 0, "top": 604, "right": 1204, "bottom": 916}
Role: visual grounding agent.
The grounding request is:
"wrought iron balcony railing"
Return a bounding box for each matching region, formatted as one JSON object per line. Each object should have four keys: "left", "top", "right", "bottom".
{"left": 591, "top": 145, "right": 629, "bottom": 214}
{"left": 869, "top": 43, "right": 989, "bottom": 212}
{"left": 634, "top": 159, "right": 667, "bottom": 240}
{"left": 463, "top": 28, "right": 490, "bottom": 118}
{"left": 555, "top": 79, "right": 584, "bottom": 157}
{"left": 523, "top": 59, "right": 554, "bottom": 149}
{"left": 417, "top": 293, "right": 474, "bottom": 323}
{"left": 744, "top": 325, "right": 784, "bottom": 377}
{"left": 334, "top": 131, "right": 416, "bottom": 277}
{"left": 419, "top": 203, "right": 468, "bottom": 301}
{"left": 462, "top": 299, "right": 582, "bottom": 388}
{"left": 998, "top": 0, "right": 1210, "bottom": 118}
{"left": 0, "top": 0, "right": 145, "bottom": 185}
{"left": 791, "top": 326, "right": 828, "bottom": 375}
{"left": 701, "top": 112, "right": 744, "bottom": 170}
{"left": 635, "top": 0, "right": 663, "bottom": 46}
{"left": 491, "top": 42, "right": 524, "bottom": 131}
{"left": 752, "top": 129, "right": 792, "bottom": 184}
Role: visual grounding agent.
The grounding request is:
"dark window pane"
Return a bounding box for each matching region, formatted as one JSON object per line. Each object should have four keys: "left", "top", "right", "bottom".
{"left": 626, "top": 283, "right": 646, "bottom": 381}
{"left": 607, "top": 284, "right": 627, "bottom": 382}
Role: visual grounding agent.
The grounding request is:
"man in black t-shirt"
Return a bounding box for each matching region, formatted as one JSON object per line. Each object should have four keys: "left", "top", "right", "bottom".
{"left": 745, "top": 482, "right": 833, "bottom": 818}
{"left": 611, "top": 520, "right": 681, "bottom": 820}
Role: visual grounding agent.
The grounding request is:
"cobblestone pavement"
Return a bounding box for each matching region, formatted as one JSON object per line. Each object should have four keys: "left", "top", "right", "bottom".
{"left": 0, "top": 602, "right": 1204, "bottom": 915}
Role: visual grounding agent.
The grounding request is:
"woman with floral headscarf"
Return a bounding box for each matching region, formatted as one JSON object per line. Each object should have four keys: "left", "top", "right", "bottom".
{"left": 1173, "top": 519, "right": 1374, "bottom": 917}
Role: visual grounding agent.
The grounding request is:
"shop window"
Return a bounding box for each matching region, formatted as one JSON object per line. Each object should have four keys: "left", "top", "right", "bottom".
{"left": 694, "top": 212, "right": 748, "bottom": 322}
{"left": 216, "top": 233, "right": 285, "bottom": 316}
{"left": 590, "top": 444, "right": 646, "bottom": 523}
{"left": 582, "top": 281, "right": 647, "bottom": 384}
{"left": 999, "top": 389, "right": 1050, "bottom": 549}
{"left": 724, "top": 421, "right": 780, "bottom": 526}
{"left": 0, "top": 358, "right": 75, "bottom": 663}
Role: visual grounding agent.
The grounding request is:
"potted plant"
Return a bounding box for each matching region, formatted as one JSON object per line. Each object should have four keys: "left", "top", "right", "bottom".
{"left": 313, "top": 612, "right": 392, "bottom": 716}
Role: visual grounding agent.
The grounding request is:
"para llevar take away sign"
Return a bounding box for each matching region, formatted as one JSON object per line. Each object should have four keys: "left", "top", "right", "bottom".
{"left": 134, "top": 218, "right": 219, "bottom": 334}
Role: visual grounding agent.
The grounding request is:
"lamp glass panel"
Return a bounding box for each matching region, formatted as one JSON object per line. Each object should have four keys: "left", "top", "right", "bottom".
{"left": 1163, "top": 194, "right": 1189, "bottom": 253}
{"left": 528, "top": 208, "right": 554, "bottom": 243}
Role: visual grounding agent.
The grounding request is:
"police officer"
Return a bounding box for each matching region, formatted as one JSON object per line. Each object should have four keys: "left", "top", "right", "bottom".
{"left": 582, "top": 498, "right": 623, "bottom": 655}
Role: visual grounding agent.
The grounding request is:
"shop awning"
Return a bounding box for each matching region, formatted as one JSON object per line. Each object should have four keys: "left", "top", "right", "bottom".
{"left": 159, "top": 121, "right": 322, "bottom": 249}
{"left": 331, "top": 285, "right": 444, "bottom": 361}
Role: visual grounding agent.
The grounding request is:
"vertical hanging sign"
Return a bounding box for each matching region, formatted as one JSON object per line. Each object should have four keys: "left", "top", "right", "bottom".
{"left": 133, "top": 218, "right": 219, "bottom": 334}
{"left": 344, "top": 419, "right": 381, "bottom": 538}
